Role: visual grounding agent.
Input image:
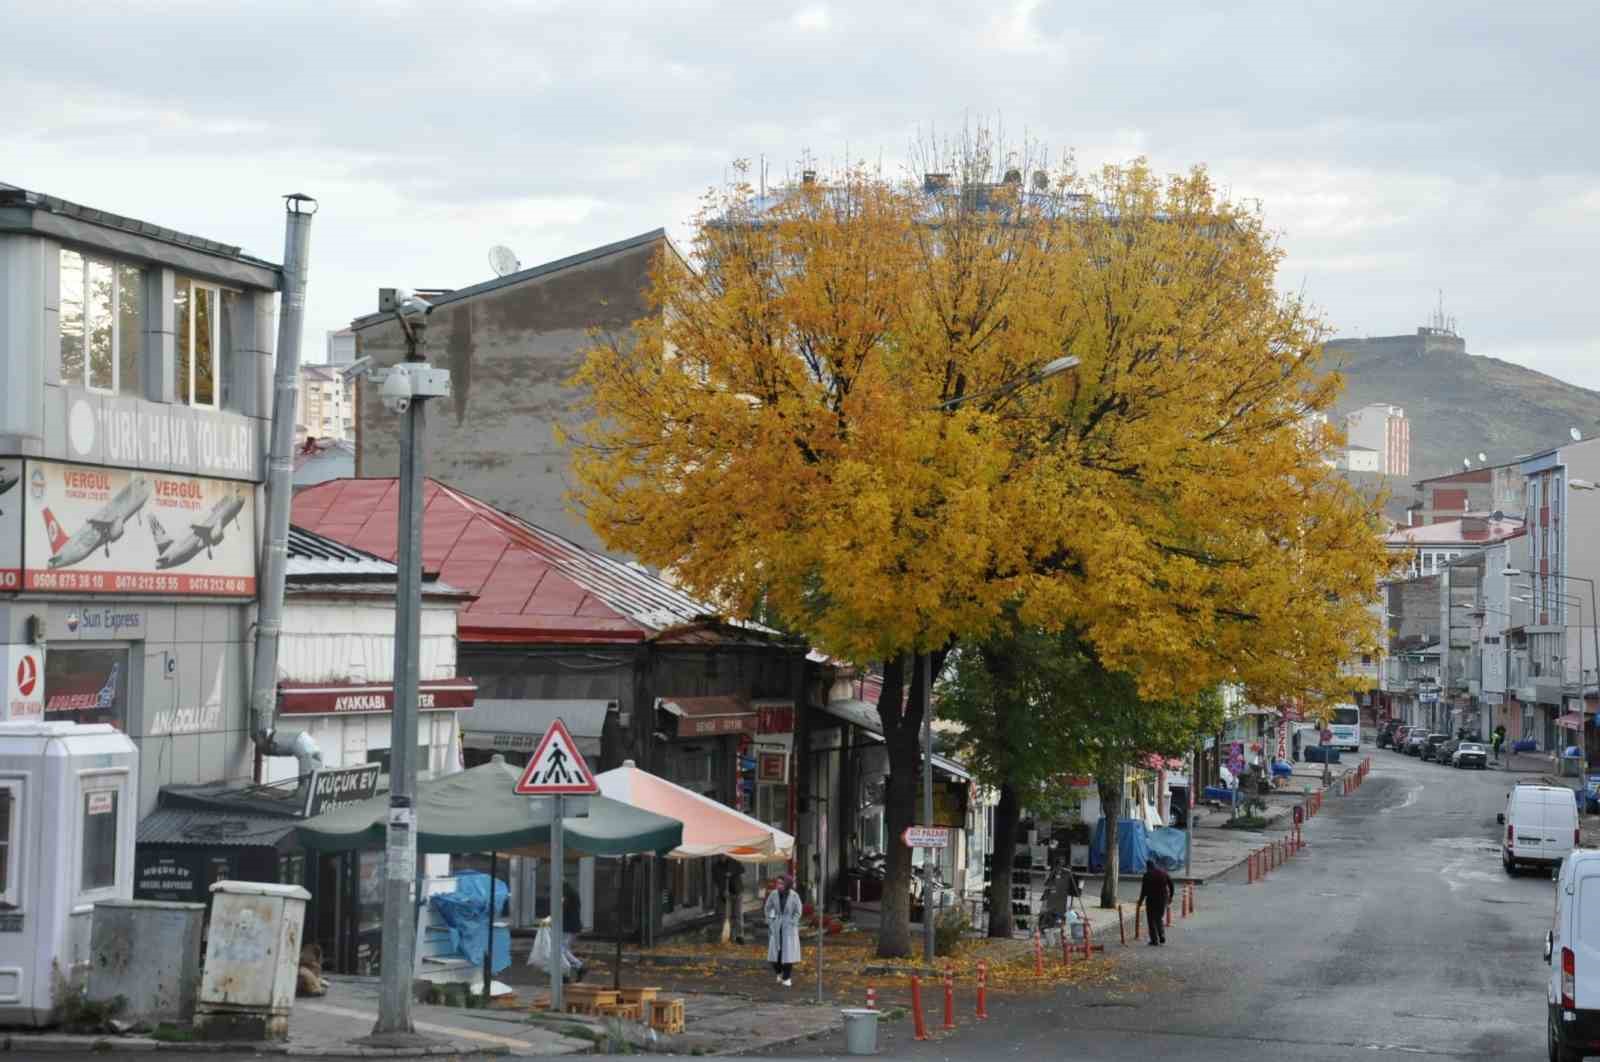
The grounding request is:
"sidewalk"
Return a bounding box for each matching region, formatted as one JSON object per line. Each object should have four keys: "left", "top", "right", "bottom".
{"left": 1, "top": 976, "right": 593, "bottom": 1057}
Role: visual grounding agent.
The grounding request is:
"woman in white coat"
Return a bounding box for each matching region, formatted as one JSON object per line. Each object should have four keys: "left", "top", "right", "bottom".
{"left": 764, "top": 874, "right": 804, "bottom": 986}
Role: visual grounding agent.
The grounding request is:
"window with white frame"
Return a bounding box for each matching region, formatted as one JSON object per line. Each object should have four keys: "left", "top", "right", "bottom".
{"left": 174, "top": 278, "right": 237, "bottom": 408}
{"left": 60, "top": 248, "right": 144, "bottom": 395}
{"left": 0, "top": 782, "right": 17, "bottom": 909}
{"left": 80, "top": 786, "right": 119, "bottom": 893}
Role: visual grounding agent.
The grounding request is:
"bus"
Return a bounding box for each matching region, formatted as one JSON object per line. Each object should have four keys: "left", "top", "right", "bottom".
{"left": 1328, "top": 705, "right": 1361, "bottom": 751}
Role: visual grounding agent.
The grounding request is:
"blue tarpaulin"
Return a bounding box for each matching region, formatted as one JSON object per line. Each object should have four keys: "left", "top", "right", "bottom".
{"left": 1145, "top": 827, "right": 1187, "bottom": 871}
{"left": 429, "top": 872, "right": 511, "bottom": 973}
{"left": 1089, "top": 818, "right": 1151, "bottom": 874}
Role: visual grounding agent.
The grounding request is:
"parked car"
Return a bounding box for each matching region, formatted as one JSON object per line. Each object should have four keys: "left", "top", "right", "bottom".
{"left": 1421, "top": 734, "right": 1450, "bottom": 761}
{"left": 1377, "top": 721, "right": 1402, "bottom": 749}
{"left": 1545, "top": 849, "right": 1600, "bottom": 1061}
{"left": 1392, "top": 725, "right": 1415, "bottom": 751}
{"left": 1404, "top": 730, "right": 1431, "bottom": 756}
{"left": 1438, "top": 737, "right": 1463, "bottom": 762}
{"left": 1452, "top": 742, "right": 1489, "bottom": 769}
{"left": 1501, "top": 782, "right": 1579, "bottom": 876}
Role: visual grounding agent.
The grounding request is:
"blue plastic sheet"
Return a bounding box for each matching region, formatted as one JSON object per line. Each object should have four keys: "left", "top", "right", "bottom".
{"left": 1145, "top": 826, "right": 1187, "bottom": 871}
{"left": 429, "top": 872, "right": 511, "bottom": 973}
{"left": 1088, "top": 818, "right": 1151, "bottom": 874}
{"left": 1202, "top": 785, "right": 1238, "bottom": 806}
{"left": 1271, "top": 759, "right": 1294, "bottom": 779}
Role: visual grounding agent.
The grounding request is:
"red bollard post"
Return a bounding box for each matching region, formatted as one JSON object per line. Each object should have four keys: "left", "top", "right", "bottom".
{"left": 1083, "top": 918, "right": 1094, "bottom": 959}
{"left": 1189, "top": 883, "right": 1198, "bottom": 914}
{"left": 911, "top": 976, "right": 928, "bottom": 1041}
{"left": 1165, "top": 902, "right": 1173, "bottom": 928}
{"left": 866, "top": 986, "right": 877, "bottom": 1011}
{"left": 1119, "top": 903, "right": 1127, "bottom": 945}
{"left": 1133, "top": 898, "right": 1143, "bottom": 942}
{"left": 976, "top": 960, "right": 989, "bottom": 1020}
{"left": 942, "top": 965, "right": 956, "bottom": 1031}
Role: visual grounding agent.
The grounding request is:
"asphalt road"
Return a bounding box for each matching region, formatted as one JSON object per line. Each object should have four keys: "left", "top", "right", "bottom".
{"left": 751, "top": 750, "right": 1559, "bottom": 1061}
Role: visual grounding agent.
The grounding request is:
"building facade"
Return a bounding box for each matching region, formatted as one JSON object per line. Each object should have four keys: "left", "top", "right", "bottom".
{"left": 1408, "top": 461, "right": 1526, "bottom": 527}
{"left": 1346, "top": 402, "right": 1410, "bottom": 477}
{"left": 349, "top": 230, "right": 674, "bottom": 555}
{"left": 0, "top": 184, "right": 279, "bottom": 817}
{"left": 294, "top": 362, "right": 353, "bottom": 444}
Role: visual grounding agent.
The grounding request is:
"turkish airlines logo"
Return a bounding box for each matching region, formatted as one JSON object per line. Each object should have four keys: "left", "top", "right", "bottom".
{"left": 16, "top": 655, "right": 37, "bottom": 697}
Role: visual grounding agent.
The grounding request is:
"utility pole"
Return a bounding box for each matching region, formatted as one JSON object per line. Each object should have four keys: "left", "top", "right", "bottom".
{"left": 920, "top": 652, "right": 935, "bottom": 965}
{"left": 371, "top": 293, "right": 451, "bottom": 1039}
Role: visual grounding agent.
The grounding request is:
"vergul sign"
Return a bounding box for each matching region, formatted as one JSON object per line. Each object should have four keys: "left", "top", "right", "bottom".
{"left": 18, "top": 459, "right": 256, "bottom": 597}
{"left": 277, "top": 679, "right": 477, "bottom": 716}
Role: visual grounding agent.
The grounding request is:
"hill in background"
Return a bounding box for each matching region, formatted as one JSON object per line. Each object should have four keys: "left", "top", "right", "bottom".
{"left": 1325, "top": 329, "right": 1600, "bottom": 481}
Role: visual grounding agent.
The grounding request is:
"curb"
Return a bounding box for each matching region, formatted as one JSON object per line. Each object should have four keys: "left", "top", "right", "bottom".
{"left": 707, "top": 1018, "right": 847, "bottom": 1057}
{"left": 1, "top": 1033, "right": 508, "bottom": 1057}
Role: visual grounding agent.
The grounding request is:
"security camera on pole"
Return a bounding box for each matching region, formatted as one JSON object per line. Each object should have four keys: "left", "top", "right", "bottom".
{"left": 368, "top": 290, "right": 452, "bottom": 1039}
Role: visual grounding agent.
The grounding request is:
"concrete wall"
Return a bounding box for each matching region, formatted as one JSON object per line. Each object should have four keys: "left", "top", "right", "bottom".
{"left": 353, "top": 235, "right": 666, "bottom": 554}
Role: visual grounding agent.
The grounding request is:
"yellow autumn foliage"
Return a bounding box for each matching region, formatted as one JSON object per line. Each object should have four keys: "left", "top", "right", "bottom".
{"left": 570, "top": 156, "right": 1398, "bottom": 707}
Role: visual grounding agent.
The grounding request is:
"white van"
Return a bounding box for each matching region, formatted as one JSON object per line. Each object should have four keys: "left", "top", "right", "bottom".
{"left": 1545, "top": 850, "right": 1600, "bottom": 1061}
{"left": 1501, "top": 783, "right": 1581, "bottom": 875}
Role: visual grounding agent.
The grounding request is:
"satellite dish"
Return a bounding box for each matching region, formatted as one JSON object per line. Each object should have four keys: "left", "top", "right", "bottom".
{"left": 488, "top": 245, "right": 521, "bottom": 277}
{"left": 1572, "top": 428, "right": 1584, "bottom": 442}
{"left": 1463, "top": 458, "right": 1472, "bottom": 469}
{"left": 1478, "top": 452, "right": 1487, "bottom": 463}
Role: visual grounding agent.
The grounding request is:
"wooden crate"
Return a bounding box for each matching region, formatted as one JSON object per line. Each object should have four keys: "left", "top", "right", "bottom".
{"left": 564, "top": 986, "right": 620, "bottom": 1016}
{"left": 619, "top": 987, "right": 661, "bottom": 1008}
{"left": 650, "top": 997, "right": 685, "bottom": 1035}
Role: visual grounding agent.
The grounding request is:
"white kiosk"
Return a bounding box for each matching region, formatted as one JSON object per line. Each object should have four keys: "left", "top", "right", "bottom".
{"left": 0, "top": 721, "right": 138, "bottom": 1027}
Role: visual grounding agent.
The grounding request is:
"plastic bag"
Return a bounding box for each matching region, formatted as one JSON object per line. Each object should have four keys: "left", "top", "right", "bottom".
{"left": 527, "top": 926, "right": 572, "bottom": 975}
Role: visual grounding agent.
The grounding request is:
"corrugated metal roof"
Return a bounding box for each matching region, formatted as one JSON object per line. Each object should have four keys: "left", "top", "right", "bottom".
{"left": 0, "top": 183, "right": 278, "bottom": 268}
{"left": 287, "top": 525, "right": 397, "bottom": 578}
{"left": 138, "top": 809, "right": 301, "bottom": 848}
{"left": 292, "top": 479, "right": 782, "bottom": 645}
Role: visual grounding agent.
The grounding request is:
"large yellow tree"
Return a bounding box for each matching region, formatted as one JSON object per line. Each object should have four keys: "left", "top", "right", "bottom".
{"left": 571, "top": 146, "right": 1395, "bottom": 956}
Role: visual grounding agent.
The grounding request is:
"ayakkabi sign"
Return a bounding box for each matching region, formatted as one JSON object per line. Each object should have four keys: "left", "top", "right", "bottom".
{"left": 18, "top": 459, "right": 255, "bottom": 596}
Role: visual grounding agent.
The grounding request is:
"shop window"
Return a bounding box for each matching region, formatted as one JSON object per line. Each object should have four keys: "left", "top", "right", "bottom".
{"left": 175, "top": 278, "right": 237, "bottom": 408}
{"left": 80, "top": 787, "right": 118, "bottom": 892}
{"left": 45, "top": 646, "right": 129, "bottom": 729}
{"left": 0, "top": 784, "right": 16, "bottom": 909}
{"left": 60, "top": 248, "right": 144, "bottom": 395}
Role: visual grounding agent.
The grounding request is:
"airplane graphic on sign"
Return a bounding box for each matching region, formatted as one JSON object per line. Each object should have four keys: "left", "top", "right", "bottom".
{"left": 513, "top": 718, "right": 599, "bottom": 795}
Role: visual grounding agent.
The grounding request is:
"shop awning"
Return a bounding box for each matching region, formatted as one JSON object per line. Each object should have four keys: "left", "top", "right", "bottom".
{"left": 295, "top": 756, "right": 682, "bottom": 857}
{"left": 658, "top": 695, "right": 757, "bottom": 737}
{"left": 818, "top": 699, "right": 973, "bottom": 781}
{"left": 461, "top": 699, "right": 612, "bottom": 757}
{"left": 595, "top": 761, "right": 794, "bottom": 863}
{"left": 1559, "top": 712, "right": 1587, "bottom": 731}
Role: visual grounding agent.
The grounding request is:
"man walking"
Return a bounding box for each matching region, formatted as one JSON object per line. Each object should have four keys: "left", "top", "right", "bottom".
{"left": 1140, "top": 861, "right": 1175, "bottom": 945}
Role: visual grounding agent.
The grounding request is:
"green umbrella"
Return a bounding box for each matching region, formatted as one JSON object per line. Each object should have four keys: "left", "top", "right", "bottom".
{"left": 296, "top": 756, "right": 683, "bottom": 856}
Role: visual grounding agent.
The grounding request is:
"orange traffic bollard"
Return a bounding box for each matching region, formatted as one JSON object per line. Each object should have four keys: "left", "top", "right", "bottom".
{"left": 1134, "top": 898, "right": 1144, "bottom": 941}
{"left": 866, "top": 986, "right": 877, "bottom": 1011}
{"left": 911, "top": 976, "right": 928, "bottom": 1041}
{"left": 1165, "top": 901, "right": 1173, "bottom": 928}
{"left": 942, "top": 965, "right": 956, "bottom": 1031}
{"left": 976, "top": 960, "right": 990, "bottom": 1020}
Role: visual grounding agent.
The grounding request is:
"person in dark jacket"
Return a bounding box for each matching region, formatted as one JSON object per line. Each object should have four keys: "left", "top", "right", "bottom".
{"left": 1139, "top": 862, "right": 1175, "bottom": 945}
{"left": 561, "top": 882, "right": 585, "bottom": 981}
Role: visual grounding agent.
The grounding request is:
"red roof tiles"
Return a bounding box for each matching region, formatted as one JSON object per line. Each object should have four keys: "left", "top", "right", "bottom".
{"left": 292, "top": 478, "right": 745, "bottom": 645}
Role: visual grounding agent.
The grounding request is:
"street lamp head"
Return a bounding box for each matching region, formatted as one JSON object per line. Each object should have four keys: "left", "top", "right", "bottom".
{"left": 1503, "top": 567, "right": 1523, "bottom": 577}
{"left": 1572, "top": 478, "right": 1597, "bottom": 491}
{"left": 1037, "top": 354, "right": 1081, "bottom": 380}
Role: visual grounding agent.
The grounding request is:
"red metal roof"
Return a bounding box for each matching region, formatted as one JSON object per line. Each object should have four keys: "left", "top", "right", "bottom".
{"left": 292, "top": 478, "right": 755, "bottom": 645}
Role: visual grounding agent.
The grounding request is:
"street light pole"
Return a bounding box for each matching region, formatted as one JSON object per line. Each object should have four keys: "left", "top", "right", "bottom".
{"left": 373, "top": 298, "right": 451, "bottom": 1039}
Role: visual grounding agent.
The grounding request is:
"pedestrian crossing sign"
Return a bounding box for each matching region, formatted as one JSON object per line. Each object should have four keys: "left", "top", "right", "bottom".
{"left": 513, "top": 718, "right": 599, "bottom": 795}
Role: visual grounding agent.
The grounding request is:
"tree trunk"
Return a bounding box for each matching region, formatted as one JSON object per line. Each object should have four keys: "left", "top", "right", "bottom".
{"left": 987, "top": 782, "right": 1019, "bottom": 937}
{"left": 875, "top": 655, "right": 917, "bottom": 958}
{"left": 1097, "top": 772, "right": 1121, "bottom": 909}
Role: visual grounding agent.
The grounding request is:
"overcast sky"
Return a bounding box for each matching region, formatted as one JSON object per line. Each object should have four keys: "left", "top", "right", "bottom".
{"left": 7, "top": 1, "right": 1598, "bottom": 386}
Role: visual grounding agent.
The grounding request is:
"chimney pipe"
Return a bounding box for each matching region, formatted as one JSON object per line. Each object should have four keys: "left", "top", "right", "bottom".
{"left": 251, "top": 194, "right": 317, "bottom": 772}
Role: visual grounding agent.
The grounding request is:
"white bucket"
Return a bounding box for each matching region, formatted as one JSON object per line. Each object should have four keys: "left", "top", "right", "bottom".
{"left": 840, "top": 1008, "right": 880, "bottom": 1055}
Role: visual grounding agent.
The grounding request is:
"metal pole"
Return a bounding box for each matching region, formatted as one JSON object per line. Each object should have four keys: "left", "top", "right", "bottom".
{"left": 551, "top": 794, "right": 565, "bottom": 1013}
{"left": 484, "top": 852, "right": 497, "bottom": 997}
{"left": 250, "top": 195, "right": 315, "bottom": 763}
{"left": 1184, "top": 750, "right": 1193, "bottom": 879}
{"left": 920, "top": 652, "right": 935, "bottom": 965}
{"left": 374, "top": 391, "right": 425, "bottom": 1035}
{"left": 817, "top": 813, "right": 825, "bottom": 1004}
